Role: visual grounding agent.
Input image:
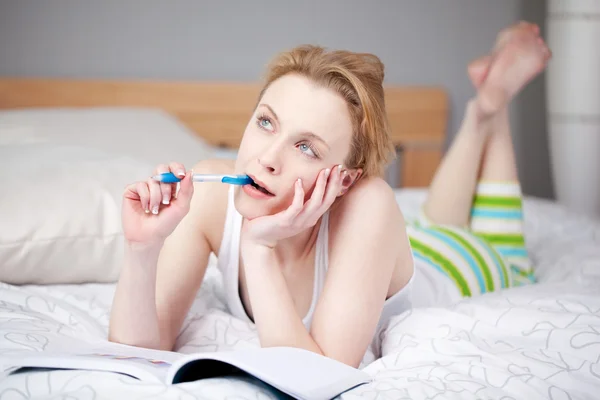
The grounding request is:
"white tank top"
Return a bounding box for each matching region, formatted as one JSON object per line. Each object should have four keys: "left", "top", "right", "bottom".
{"left": 216, "top": 186, "right": 415, "bottom": 333}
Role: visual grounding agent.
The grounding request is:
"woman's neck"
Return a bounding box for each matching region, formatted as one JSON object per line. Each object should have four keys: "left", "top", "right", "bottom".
{"left": 273, "top": 218, "right": 323, "bottom": 269}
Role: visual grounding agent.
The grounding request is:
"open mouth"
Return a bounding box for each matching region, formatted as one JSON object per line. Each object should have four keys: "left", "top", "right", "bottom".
{"left": 249, "top": 180, "right": 274, "bottom": 196}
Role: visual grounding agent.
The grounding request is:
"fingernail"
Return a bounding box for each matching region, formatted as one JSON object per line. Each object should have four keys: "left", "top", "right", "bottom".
{"left": 162, "top": 196, "right": 170, "bottom": 205}
{"left": 343, "top": 170, "right": 348, "bottom": 177}
{"left": 152, "top": 205, "right": 159, "bottom": 214}
{"left": 297, "top": 178, "right": 302, "bottom": 185}
{"left": 145, "top": 209, "right": 150, "bottom": 214}
{"left": 177, "top": 170, "right": 185, "bottom": 177}
{"left": 338, "top": 164, "right": 343, "bottom": 171}
{"left": 325, "top": 168, "right": 331, "bottom": 177}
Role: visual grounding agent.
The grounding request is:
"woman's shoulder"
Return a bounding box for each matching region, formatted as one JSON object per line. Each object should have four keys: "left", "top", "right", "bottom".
{"left": 327, "top": 176, "right": 413, "bottom": 295}
{"left": 187, "top": 158, "right": 236, "bottom": 252}
{"left": 333, "top": 176, "right": 399, "bottom": 215}
{"left": 329, "top": 176, "right": 405, "bottom": 237}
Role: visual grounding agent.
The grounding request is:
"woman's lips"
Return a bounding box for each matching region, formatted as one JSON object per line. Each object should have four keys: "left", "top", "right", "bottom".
{"left": 246, "top": 174, "right": 276, "bottom": 195}
{"left": 242, "top": 183, "right": 275, "bottom": 199}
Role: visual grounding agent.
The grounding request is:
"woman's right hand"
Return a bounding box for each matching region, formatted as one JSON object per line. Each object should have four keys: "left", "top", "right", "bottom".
{"left": 122, "top": 162, "right": 194, "bottom": 246}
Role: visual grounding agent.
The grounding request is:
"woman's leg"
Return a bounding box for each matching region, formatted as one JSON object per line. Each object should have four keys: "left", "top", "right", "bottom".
{"left": 422, "top": 22, "right": 550, "bottom": 229}
{"left": 477, "top": 107, "right": 518, "bottom": 182}
{"left": 421, "top": 101, "right": 492, "bottom": 227}
{"left": 469, "top": 107, "right": 534, "bottom": 285}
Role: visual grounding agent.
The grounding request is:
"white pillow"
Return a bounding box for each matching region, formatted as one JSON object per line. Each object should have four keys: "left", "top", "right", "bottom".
{"left": 0, "top": 107, "right": 216, "bottom": 168}
{"left": 0, "top": 143, "right": 154, "bottom": 285}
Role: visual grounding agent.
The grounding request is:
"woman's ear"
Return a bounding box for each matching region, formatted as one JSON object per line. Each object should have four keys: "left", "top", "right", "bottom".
{"left": 338, "top": 168, "right": 363, "bottom": 196}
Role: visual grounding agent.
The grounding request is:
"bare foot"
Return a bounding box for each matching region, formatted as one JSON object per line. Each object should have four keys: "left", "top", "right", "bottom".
{"left": 467, "top": 21, "right": 544, "bottom": 89}
{"left": 475, "top": 23, "right": 551, "bottom": 117}
{"left": 468, "top": 55, "right": 492, "bottom": 88}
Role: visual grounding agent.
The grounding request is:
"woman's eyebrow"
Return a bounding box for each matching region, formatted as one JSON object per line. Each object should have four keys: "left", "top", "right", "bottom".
{"left": 259, "top": 103, "right": 330, "bottom": 149}
{"left": 300, "top": 132, "right": 330, "bottom": 150}
{"left": 258, "top": 103, "right": 279, "bottom": 122}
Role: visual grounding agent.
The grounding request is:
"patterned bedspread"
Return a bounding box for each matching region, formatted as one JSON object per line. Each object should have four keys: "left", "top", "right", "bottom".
{"left": 1, "top": 189, "right": 599, "bottom": 399}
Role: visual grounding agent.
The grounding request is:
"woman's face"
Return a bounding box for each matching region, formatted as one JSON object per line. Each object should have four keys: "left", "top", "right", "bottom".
{"left": 234, "top": 74, "right": 355, "bottom": 219}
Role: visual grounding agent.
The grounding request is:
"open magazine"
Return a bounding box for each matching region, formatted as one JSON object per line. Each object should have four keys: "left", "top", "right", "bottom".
{"left": 2, "top": 344, "right": 371, "bottom": 400}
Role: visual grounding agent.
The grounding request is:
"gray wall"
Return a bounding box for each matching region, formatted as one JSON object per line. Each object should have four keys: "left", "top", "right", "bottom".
{"left": 0, "top": 0, "right": 552, "bottom": 198}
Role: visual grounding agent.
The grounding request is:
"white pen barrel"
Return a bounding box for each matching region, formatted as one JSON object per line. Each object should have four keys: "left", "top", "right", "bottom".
{"left": 191, "top": 174, "right": 223, "bottom": 183}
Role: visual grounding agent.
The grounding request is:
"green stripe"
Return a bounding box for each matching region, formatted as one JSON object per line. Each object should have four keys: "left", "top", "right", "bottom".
{"left": 435, "top": 227, "right": 495, "bottom": 293}
{"left": 476, "top": 233, "right": 526, "bottom": 247}
{"left": 473, "top": 195, "right": 522, "bottom": 208}
{"left": 511, "top": 266, "right": 536, "bottom": 286}
{"left": 409, "top": 237, "right": 472, "bottom": 297}
{"left": 488, "top": 245, "right": 510, "bottom": 288}
{"left": 510, "top": 265, "right": 535, "bottom": 279}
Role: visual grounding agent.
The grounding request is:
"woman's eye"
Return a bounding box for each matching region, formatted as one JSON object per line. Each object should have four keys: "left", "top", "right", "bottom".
{"left": 299, "top": 143, "right": 316, "bottom": 157}
{"left": 259, "top": 118, "right": 273, "bottom": 130}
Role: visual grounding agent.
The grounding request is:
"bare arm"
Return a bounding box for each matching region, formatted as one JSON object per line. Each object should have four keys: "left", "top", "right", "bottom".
{"left": 109, "top": 241, "right": 167, "bottom": 349}
{"left": 109, "top": 160, "right": 226, "bottom": 351}
{"left": 154, "top": 193, "right": 213, "bottom": 349}
{"left": 310, "top": 179, "right": 413, "bottom": 367}
{"left": 241, "top": 177, "right": 413, "bottom": 366}
{"left": 241, "top": 245, "right": 324, "bottom": 354}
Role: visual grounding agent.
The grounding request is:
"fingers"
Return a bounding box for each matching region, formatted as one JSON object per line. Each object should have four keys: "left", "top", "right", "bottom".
{"left": 297, "top": 165, "right": 345, "bottom": 225}
{"left": 124, "top": 162, "right": 189, "bottom": 216}
{"left": 124, "top": 181, "right": 151, "bottom": 213}
{"left": 168, "top": 161, "right": 186, "bottom": 203}
{"left": 151, "top": 162, "right": 186, "bottom": 214}
{"left": 304, "top": 168, "right": 330, "bottom": 211}
{"left": 147, "top": 176, "right": 162, "bottom": 215}
{"left": 154, "top": 164, "right": 173, "bottom": 205}
{"left": 136, "top": 182, "right": 151, "bottom": 213}
{"left": 281, "top": 178, "right": 305, "bottom": 221}
{"left": 148, "top": 162, "right": 187, "bottom": 213}
{"left": 169, "top": 162, "right": 186, "bottom": 179}
{"left": 174, "top": 170, "right": 194, "bottom": 211}
{"left": 322, "top": 164, "right": 345, "bottom": 208}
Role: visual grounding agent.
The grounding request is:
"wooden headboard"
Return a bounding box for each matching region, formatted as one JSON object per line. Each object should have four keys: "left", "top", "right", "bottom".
{"left": 0, "top": 79, "right": 448, "bottom": 187}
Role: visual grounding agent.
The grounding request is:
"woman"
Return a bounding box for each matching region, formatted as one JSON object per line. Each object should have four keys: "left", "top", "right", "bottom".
{"left": 109, "top": 22, "right": 551, "bottom": 368}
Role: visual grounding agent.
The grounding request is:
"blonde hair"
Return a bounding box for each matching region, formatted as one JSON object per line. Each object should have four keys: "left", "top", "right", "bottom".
{"left": 259, "top": 45, "right": 395, "bottom": 179}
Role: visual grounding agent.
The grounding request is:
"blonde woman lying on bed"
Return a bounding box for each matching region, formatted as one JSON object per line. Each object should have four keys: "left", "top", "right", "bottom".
{"left": 109, "top": 22, "right": 551, "bottom": 367}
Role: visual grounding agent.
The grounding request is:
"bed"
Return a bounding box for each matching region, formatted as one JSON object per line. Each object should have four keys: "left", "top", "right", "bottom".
{"left": 0, "top": 79, "right": 599, "bottom": 399}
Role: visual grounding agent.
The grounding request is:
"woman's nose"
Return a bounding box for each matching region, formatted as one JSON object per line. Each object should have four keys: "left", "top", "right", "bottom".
{"left": 258, "top": 143, "right": 281, "bottom": 174}
{"left": 258, "top": 158, "right": 276, "bottom": 173}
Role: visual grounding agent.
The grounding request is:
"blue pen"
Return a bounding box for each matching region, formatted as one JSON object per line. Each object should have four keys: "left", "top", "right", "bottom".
{"left": 152, "top": 172, "right": 253, "bottom": 186}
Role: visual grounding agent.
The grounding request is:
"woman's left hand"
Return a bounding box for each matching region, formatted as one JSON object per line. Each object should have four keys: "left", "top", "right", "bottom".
{"left": 242, "top": 165, "right": 346, "bottom": 249}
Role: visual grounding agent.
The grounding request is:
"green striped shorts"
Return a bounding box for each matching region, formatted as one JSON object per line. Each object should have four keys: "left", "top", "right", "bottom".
{"left": 407, "top": 181, "right": 535, "bottom": 297}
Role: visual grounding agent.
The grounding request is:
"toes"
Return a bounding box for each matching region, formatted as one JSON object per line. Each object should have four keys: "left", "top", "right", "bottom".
{"left": 542, "top": 45, "right": 552, "bottom": 61}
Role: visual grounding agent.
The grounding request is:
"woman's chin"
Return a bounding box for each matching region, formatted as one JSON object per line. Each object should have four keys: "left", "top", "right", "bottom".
{"left": 238, "top": 206, "right": 274, "bottom": 220}
{"left": 234, "top": 196, "right": 277, "bottom": 220}
{"left": 233, "top": 187, "right": 291, "bottom": 219}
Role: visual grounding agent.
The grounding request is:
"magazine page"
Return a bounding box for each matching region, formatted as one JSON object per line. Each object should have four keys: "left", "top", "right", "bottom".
{"left": 167, "top": 347, "right": 371, "bottom": 400}
{"left": 2, "top": 342, "right": 183, "bottom": 384}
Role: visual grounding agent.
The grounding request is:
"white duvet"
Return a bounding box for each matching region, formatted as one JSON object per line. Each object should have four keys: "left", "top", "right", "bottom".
{"left": 1, "top": 189, "right": 600, "bottom": 399}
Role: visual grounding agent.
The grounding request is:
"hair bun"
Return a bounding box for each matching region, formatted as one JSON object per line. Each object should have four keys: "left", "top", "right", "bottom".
{"left": 359, "top": 53, "right": 385, "bottom": 85}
